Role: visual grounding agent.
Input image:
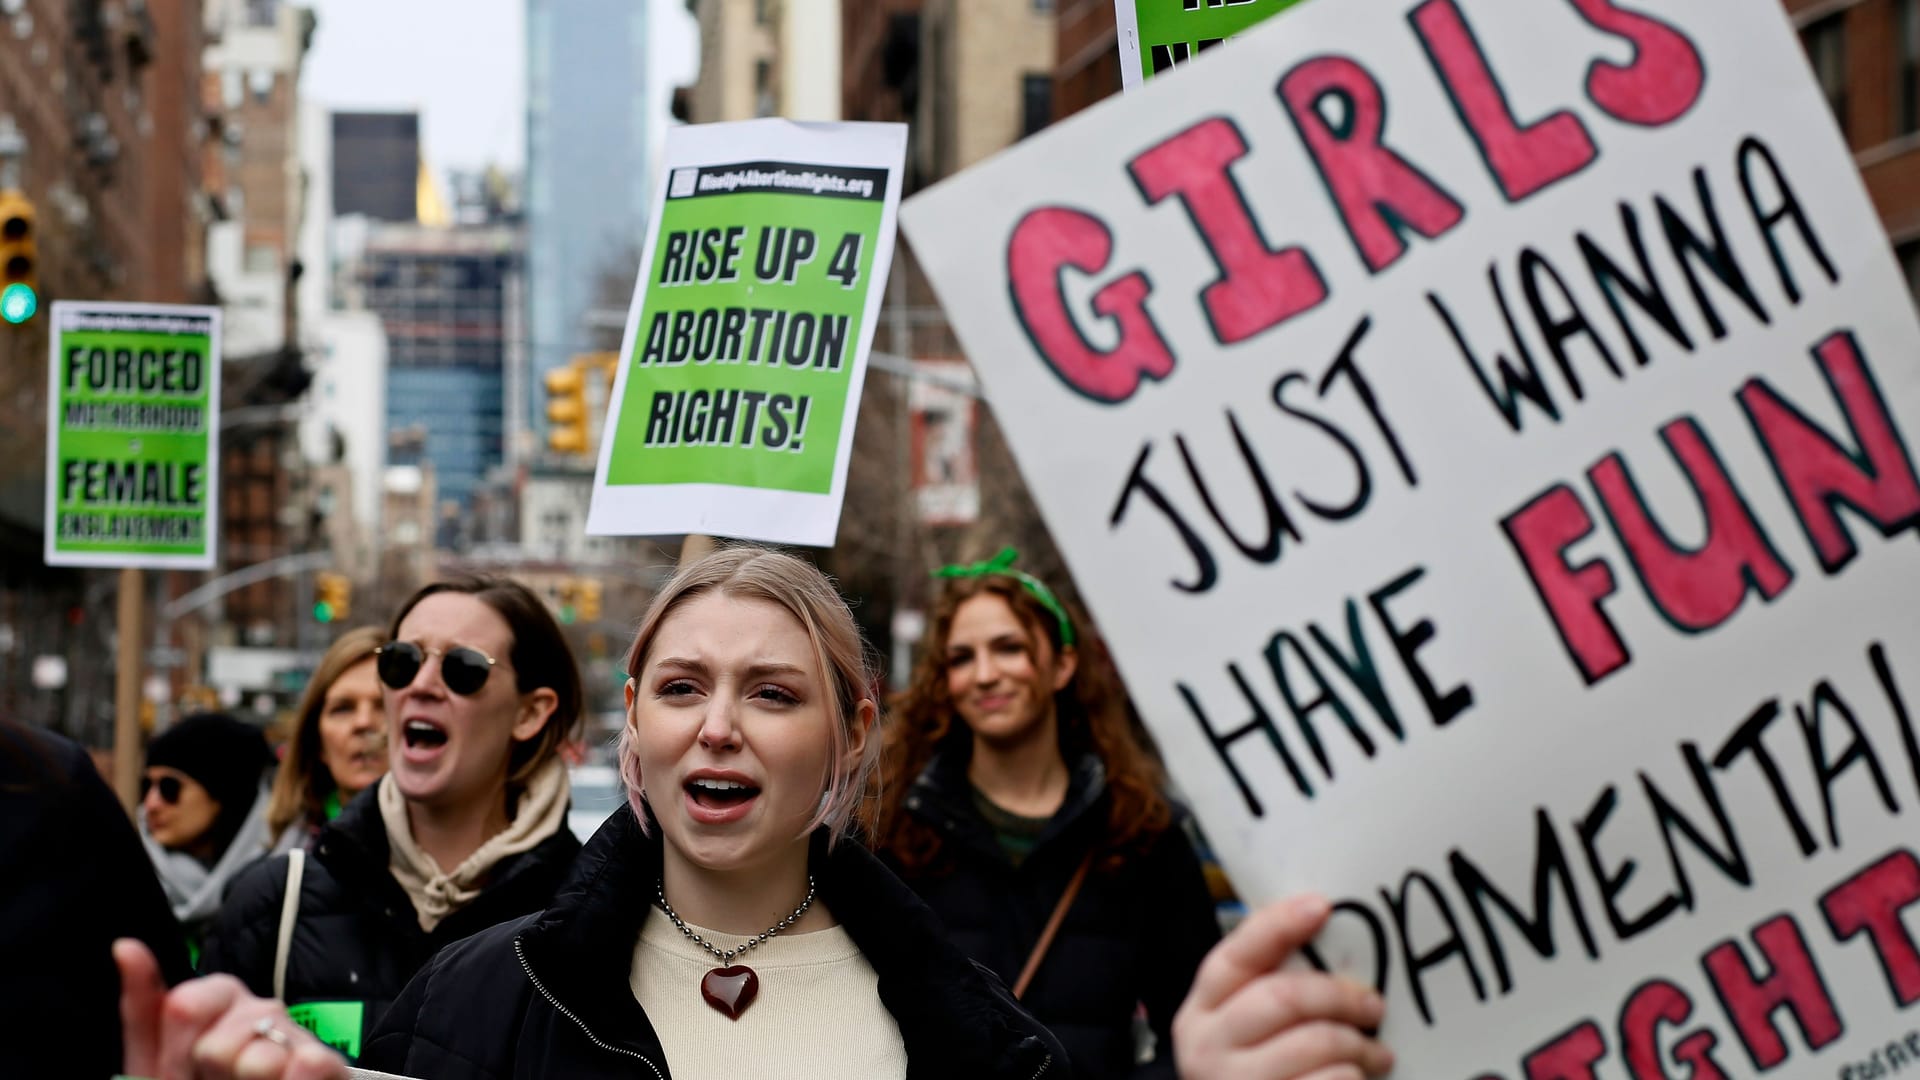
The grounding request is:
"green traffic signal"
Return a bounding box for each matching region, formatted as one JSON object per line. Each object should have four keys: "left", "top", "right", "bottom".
{"left": 558, "top": 605, "right": 577, "bottom": 625}
{"left": 313, "top": 601, "right": 335, "bottom": 623}
{"left": 0, "top": 283, "right": 35, "bottom": 324}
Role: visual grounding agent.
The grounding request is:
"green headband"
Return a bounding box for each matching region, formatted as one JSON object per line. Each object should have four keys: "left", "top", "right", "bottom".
{"left": 933, "top": 547, "right": 1076, "bottom": 647}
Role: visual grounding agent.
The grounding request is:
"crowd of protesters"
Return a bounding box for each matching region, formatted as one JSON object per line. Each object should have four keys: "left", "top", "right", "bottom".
{"left": 3, "top": 546, "right": 1393, "bottom": 1080}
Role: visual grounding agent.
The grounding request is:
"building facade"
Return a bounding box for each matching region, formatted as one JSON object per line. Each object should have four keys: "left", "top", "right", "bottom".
{"left": 690, "top": 0, "right": 841, "bottom": 123}
{"left": 0, "top": 0, "right": 213, "bottom": 742}
{"left": 203, "top": 0, "right": 317, "bottom": 650}
{"left": 204, "top": 0, "right": 311, "bottom": 358}
{"left": 525, "top": 0, "right": 653, "bottom": 455}
{"left": 355, "top": 222, "right": 521, "bottom": 541}
{"left": 914, "top": 0, "right": 1054, "bottom": 179}
{"left": 1790, "top": 0, "right": 1920, "bottom": 295}
{"left": 1052, "top": 0, "right": 1118, "bottom": 121}
{"left": 331, "top": 111, "right": 418, "bottom": 223}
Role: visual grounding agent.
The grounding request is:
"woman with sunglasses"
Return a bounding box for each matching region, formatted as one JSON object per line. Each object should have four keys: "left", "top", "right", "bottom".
{"left": 140, "top": 712, "right": 277, "bottom": 965}
{"left": 198, "top": 576, "right": 584, "bottom": 1062}
{"left": 874, "top": 549, "right": 1221, "bottom": 1079}
{"left": 265, "top": 627, "right": 389, "bottom": 854}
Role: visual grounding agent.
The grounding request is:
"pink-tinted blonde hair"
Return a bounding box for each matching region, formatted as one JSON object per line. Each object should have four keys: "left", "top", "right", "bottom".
{"left": 617, "top": 546, "right": 881, "bottom": 848}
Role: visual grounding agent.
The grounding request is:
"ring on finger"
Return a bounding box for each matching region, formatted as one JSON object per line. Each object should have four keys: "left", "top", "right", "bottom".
{"left": 250, "top": 1015, "right": 293, "bottom": 1049}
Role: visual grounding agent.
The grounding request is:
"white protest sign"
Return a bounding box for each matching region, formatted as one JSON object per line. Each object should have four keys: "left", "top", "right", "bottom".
{"left": 45, "top": 302, "right": 222, "bottom": 569}
{"left": 585, "top": 120, "right": 907, "bottom": 547}
{"left": 901, "top": 0, "right": 1920, "bottom": 1075}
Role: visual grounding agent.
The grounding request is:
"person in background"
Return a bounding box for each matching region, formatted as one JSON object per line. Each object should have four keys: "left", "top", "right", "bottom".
{"left": 266, "top": 626, "right": 388, "bottom": 853}
{"left": 200, "top": 576, "right": 583, "bottom": 1062}
{"left": 0, "top": 720, "right": 194, "bottom": 1079}
{"left": 140, "top": 711, "right": 277, "bottom": 964}
{"left": 876, "top": 548, "right": 1221, "bottom": 1079}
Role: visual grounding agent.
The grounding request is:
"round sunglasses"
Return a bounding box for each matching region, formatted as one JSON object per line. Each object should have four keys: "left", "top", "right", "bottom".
{"left": 140, "top": 774, "right": 185, "bottom": 805}
{"left": 375, "top": 641, "right": 499, "bottom": 696}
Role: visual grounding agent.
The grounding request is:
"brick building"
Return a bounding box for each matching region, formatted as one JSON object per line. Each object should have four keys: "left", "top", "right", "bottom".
{"left": 1053, "top": 0, "right": 1119, "bottom": 121}
{"left": 203, "top": 0, "right": 315, "bottom": 649}
{"left": 1790, "top": 0, "right": 1920, "bottom": 292}
{"left": 0, "top": 0, "right": 211, "bottom": 741}
{"left": 842, "top": 0, "right": 922, "bottom": 129}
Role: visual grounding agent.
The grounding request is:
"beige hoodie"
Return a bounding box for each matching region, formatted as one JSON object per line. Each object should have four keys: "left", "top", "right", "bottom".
{"left": 378, "top": 756, "right": 570, "bottom": 932}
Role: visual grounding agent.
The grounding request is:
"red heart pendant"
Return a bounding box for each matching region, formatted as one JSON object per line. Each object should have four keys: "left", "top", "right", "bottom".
{"left": 701, "top": 965, "right": 759, "bottom": 1020}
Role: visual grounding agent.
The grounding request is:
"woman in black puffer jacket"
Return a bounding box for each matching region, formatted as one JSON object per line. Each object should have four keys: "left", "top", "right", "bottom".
{"left": 876, "top": 550, "right": 1222, "bottom": 1079}
{"left": 201, "top": 576, "right": 584, "bottom": 1062}
{"left": 359, "top": 546, "right": 1063, "bottom": 1080}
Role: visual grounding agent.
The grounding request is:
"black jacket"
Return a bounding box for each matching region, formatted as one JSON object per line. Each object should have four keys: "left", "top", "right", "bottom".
{"left": 361, "top": 803, "right": 1069, "bottom": 1079}
{"left": 0, "top": 724, "right": 195, "bottom": 1080}
{"left": 891, "top": 747, "right": 1221, "bottom": 1080}
{"left": 202, "top": 783, "right": 580, "bottom": 1060}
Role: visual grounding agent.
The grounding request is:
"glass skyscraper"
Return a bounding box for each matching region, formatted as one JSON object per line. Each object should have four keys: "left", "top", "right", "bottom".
{"left": 525, "top": 0, "right": 655, "bottom": 448}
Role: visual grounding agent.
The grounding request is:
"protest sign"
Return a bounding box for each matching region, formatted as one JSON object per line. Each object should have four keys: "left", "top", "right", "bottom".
{"left": 901, "top": 0, "right": 1920, "bottom": 1074}
{"left": 1116, "top": 0, "right": 1307, "bottom": 90}
{"left": 585, "top": 119, "right": 907, "bottom": 546}
{"left": 45, "top": 302, "right": 221, "bottom": 569}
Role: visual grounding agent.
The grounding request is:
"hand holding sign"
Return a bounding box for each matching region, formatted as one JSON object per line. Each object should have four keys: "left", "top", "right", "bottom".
{"left": 1174, "top": 896, "right": 1394, "bottom": 1080}
{"left": 115, "top": 938, "right": 346, "bottom": 1080}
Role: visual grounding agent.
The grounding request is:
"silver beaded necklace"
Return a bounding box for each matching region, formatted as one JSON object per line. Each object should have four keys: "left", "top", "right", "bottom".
{"left": 655, "top": 875, "right": 817, "bottom": 964}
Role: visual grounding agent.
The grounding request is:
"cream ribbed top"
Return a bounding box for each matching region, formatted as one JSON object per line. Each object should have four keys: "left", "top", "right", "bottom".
{"left": 629, "top": 908, "right": 909, "bottom": 1080}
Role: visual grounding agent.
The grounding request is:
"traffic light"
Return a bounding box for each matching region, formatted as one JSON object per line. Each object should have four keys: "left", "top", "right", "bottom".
{"left": 314, "top": 572, "right": 352, "bottom": 623}
{"left": 546, "top": 365, "right": 588, "bottom": 454}
{"left": 577, "top": 578, "right": 602, "bottom": 622}
{"left": 555, "top": 579, "right": 578, "bottom": 624}
{"left": 0, "top": 190, "right": 37, "bottom": 325}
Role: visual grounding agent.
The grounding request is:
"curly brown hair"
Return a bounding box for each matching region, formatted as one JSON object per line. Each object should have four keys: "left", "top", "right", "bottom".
{"left": 875, "top": 573, "right": 1171, "bottom": 873}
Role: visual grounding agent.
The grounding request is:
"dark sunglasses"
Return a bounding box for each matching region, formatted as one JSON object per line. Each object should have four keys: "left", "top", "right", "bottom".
{"left": 375, "top": 641, "right": 498, "bottom": 696}
{"left": 140, "top": 774, "right": 184, "bottom": 804}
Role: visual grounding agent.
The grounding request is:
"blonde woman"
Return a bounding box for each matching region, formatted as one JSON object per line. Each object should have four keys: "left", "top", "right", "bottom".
{"left": 349, "top": 546, "right": 1065, "bottom": 1078}
{"left": 265, "top": 627, "right": 389, "bottom": 854}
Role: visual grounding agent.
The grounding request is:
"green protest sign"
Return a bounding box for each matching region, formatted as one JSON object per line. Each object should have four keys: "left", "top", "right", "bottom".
{"left": 1116, "top": 0, "right": 1310, "bottom": 89}
{"left": 287, "top": 1000, "right": 365, "bottom": 1060}
{"left": 587, "top": 120, "right": 906, "bottom": 546}
{"left": 44, "top": 302, "right": 221, "bottom": 569}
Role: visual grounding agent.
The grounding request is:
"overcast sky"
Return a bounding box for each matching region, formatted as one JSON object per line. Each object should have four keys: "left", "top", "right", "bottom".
{"left": 299, "top": 0, "right": 527, "bottom": 176}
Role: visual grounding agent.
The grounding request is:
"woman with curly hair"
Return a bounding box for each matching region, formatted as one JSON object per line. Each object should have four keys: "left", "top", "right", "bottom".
{"left": 876, "top": 548, "right": 1222, "bottom": 1079}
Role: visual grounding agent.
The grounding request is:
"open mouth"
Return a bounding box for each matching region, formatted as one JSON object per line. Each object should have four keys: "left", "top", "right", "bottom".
{"left": 402, "top": 719, "right": 448, "bottom": 750}
{"left": 684, "top": 777, "right": 760, "bottom": 810}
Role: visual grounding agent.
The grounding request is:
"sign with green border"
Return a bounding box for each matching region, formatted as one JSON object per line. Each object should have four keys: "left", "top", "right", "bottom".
{"left": 287, "top": 1000, "right": 365, "bottom": 1061}
{"left": 44, "top": 302, "right": 221, "bottom": 569}
{"left": 1116, "top": 0, "right": 1311, "bottom": 90}
{"left": 586, "top": 120, "right": 906, "bottom": 546}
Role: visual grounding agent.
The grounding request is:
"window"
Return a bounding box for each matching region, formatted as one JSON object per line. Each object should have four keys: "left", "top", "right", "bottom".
{"left": 1801, "top": 14, "right": 1847, "bottom": 138}
{"left": 1900, "top": 0, "right": 1920, "bottom": 137}
{"left": 755, "top": 59, "right": 775, "bottom": 117}
{"left": 1021, "top": 74, "right": 1053, "bottom": 138}
{"left": 1898, "top": 238, "right": 1920, "bottom": 304}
